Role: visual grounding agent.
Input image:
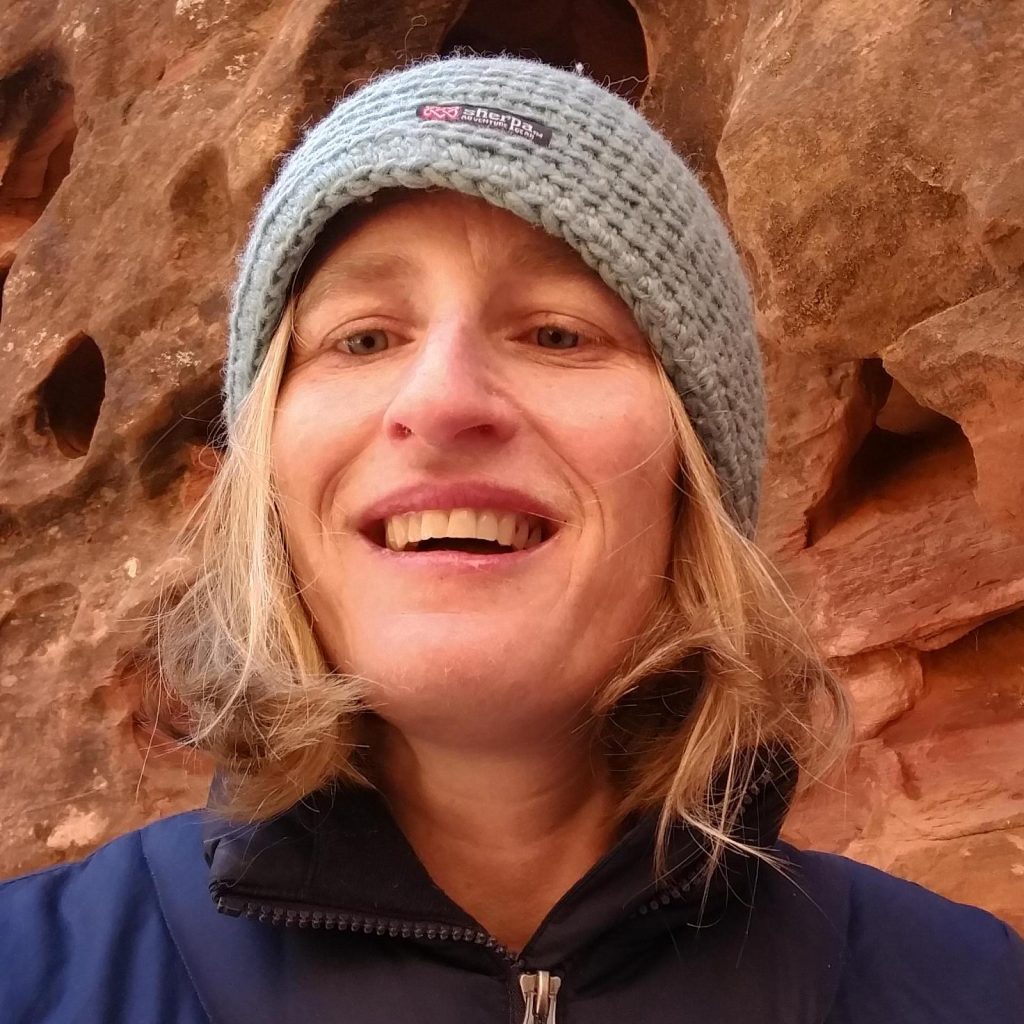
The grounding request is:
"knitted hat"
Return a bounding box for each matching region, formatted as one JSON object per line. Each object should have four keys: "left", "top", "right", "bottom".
{"left": 226, "top": 54, "right": 765, "bottom": 534}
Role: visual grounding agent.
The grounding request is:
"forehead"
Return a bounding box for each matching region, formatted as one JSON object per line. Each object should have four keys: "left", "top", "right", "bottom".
{"left": 293, "top": 188, "right": 606, "bottom": 306}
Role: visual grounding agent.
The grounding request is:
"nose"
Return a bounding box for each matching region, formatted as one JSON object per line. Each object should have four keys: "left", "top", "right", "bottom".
{"left": 383, "top": 318, "right": 517, "bottom": 449}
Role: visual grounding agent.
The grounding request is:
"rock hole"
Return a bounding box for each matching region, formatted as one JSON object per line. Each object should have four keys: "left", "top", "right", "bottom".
{"left": 167, "top": 144, "right": 235, "bottom": 252}
{"left": 440, "top": 0, "right": 648, "bottom": 102}
{"left": 138, "top": 370, "right": 225, "bottom": 500}
{"left": 806, "top": 359, "right": 971, "bottom": 544}
{"left": 36, "top": 334, "right": 106, "bottom": 459}
{"left": 0, "top": 55, "right": 77, "bottom": 266}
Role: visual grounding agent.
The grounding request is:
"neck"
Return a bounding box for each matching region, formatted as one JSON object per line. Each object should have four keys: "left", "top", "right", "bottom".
{"left": 372, "top": 720, "right": 621, "bottom": 953}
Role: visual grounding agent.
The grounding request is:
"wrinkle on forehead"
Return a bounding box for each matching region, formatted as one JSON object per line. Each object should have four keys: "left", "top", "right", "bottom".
{"left": 296, "top": 251, "right": 420, "bottom": 321}
{"left": 292, "top": 188, "right": 644, "bottom": 346}
{"left": 298, "top": 189, "right": 600, "bottom": 293}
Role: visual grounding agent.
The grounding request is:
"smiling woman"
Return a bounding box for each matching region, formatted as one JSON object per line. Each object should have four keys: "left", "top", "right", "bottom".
{"left": 270, "top": 190, "right": 682, "bottom": 764}
{"left": 1, "top": 54, "right": 1021, "bottom": 1024}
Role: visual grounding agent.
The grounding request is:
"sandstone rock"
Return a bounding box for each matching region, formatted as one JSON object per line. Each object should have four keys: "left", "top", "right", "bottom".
{"left": 787, "top": 607, "right": 1024, "bottom": 934}
{"left": 782, "top": 424, "right": 1024, "bottom": 658}
{"left": 757, "top": 350, "right": 893, "bottom": 557}
{"left": 874, "top": 378, "right": 950, "bottom": 437}
{"left": 721, "top": 0, "right": 1024, "bottom": 931}
{"left": 834, "top": 647, "right": 924, "bottom": 741}
{"left": 885, "top": 282, "right": 1024, "bottom": 538}
{"left": 0, "top": 57, "right": 76, "bottom": 272}
{"left": 45, "top": 807, "right": 108, "bottom": 852}
{"left": 784, "top": 738, "right": 904, "bottom": 861}
{"left": 718, "top": 0, "right": 1022, "bottom": 360}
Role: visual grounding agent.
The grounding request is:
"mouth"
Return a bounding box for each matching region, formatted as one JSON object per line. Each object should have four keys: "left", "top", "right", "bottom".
{"left": 364, "top": 508, "right": 554, "bottom": 555}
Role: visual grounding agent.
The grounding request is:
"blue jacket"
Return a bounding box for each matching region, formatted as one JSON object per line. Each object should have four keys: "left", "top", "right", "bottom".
{"left": 1, "top": 764, "right": 1022, "bottom": 1023}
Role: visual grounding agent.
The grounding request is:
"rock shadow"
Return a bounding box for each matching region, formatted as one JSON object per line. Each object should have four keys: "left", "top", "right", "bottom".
{"left": 806, "top": 359, "right": 974, "bottom": 545}
{"left": 137, "top": 368, "right": 225, "bottom": 500}
{"left": 36, "top": 334, "right": 106, "bottom": 460}
{"left": 0, "top": 53, "right": 77, "bottom": 270}
{"left": 441, "top": 0, "right": 648, "bottom": 103}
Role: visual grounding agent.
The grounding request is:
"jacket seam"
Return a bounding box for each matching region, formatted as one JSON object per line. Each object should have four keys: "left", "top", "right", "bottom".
{"left": 998, "top": 922, "right": 1024, "bottom": 1010}
{"left": 818, "top": 963, "right": 844, "bottom": 1024}
{"left": 139, "top": 829, "right": 215, "bottom": 1024}
{"left": 778, "top": 848, "right": 849, "bottom": 1024}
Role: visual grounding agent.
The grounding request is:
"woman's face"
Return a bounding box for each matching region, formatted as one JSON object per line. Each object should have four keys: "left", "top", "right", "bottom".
{"left": 272, "top": 190, "right": 677, "bottom": 748}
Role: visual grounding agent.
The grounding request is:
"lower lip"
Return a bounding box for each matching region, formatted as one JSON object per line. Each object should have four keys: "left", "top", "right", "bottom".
{"left": 358, "top": 532, "right": 556, "bottom": 572}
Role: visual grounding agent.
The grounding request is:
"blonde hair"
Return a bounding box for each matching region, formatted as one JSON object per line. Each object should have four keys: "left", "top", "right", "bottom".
{"left": 150, "top": 296, "right": 851, "bottom": 874}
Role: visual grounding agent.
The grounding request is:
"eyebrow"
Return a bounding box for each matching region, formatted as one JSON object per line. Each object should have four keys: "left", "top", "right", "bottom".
{"left": 503, "top": 236, "right": 600, "bottom": 282}
{"left": 295, "top": 252, "right": 418, "bottom": 318}
{"left": 300, "top": 232, "right": 598, "bottom": 298}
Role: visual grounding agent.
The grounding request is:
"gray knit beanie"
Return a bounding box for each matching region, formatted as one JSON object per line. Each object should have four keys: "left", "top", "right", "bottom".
{"left": 226, "top": 54, "right": 765, "bottom": 534}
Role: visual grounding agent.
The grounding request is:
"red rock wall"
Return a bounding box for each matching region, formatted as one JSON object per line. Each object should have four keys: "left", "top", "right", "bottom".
{"left": 720, "top": 0, "right": 1024, "bottom": 930}
{"left": 1, "top": 0, "right": 1021, "bottom": 929}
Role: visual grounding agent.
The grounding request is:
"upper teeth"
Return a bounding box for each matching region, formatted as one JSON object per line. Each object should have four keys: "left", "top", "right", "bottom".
{"left": 384, "top": 509, "right": 545, "bottom": 552}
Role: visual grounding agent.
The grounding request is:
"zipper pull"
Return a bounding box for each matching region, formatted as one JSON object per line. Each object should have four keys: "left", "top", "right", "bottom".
{"left": 519, "top": 970, "right": 562, "bottom": 1024}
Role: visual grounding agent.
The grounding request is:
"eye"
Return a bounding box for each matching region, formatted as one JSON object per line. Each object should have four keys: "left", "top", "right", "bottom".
{"left": 536, "top": 325, "right": 580, "bottom": 349}
{"left": 339, "top": 329, "right": 390, "bottom": 355}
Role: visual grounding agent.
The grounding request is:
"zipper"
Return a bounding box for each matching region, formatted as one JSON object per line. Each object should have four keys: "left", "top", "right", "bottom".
{"left": 214, "top": 893, "right": 517, "bottom": 960}
{"left": 519, "top": 970, "right": 561, "bottom": 1024}
{"left": 217, "top": 892, "right": 565, "bottom": 1021}
{"left": 632, "top": 763, "right": 777, "bottom": 920}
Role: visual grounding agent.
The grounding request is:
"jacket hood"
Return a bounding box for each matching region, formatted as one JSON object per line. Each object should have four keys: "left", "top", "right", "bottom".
{"left": 203, "top": 748, "right": 798, "bottom": 980}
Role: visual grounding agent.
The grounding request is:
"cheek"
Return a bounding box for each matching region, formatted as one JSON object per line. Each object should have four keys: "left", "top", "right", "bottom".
{"left": 270, "top": 377, "right": 367, "bottom": 553}
{"left": 272, "top": 387, "right": 323, "bottom": 507}
{"left": 526, "top": 368, "right": 676, "bottom": 536}
{"left": 600, "top": 434, "right": 676, "bottom": 580}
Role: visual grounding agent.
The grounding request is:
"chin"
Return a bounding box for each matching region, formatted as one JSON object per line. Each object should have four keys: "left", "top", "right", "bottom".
{"left": 349, "top": 626, "right": 594, "bottom": 743}
{"left": 347, "top": 614, "right": 542, "bottom": 677}
{"left": 355, "top": 634, "right": 532, "bottom": 693}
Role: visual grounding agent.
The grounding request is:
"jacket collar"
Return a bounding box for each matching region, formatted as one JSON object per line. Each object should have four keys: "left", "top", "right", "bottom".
{"left": 204, "top": 747, "right": 797, "bottom": 974}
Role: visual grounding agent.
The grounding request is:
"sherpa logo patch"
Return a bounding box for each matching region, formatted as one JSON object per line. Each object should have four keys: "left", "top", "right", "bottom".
{"left": 417, "top": 104, "right": 552, "bottom": 147}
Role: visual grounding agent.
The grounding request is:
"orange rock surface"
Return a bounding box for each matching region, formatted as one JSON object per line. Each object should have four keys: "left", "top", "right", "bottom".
{"left": 0, "top": 0, "right": 1020, "bottom": 931}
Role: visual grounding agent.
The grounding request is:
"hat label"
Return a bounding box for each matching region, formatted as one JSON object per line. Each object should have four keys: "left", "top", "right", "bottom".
{"left": 417, "top": 103, "right": 552, "bottom": 147}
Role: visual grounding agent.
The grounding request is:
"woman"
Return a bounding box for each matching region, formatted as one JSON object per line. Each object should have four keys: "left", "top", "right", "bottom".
{"left": 1, "top": 55, "right": 1021, "bottom": 1023}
